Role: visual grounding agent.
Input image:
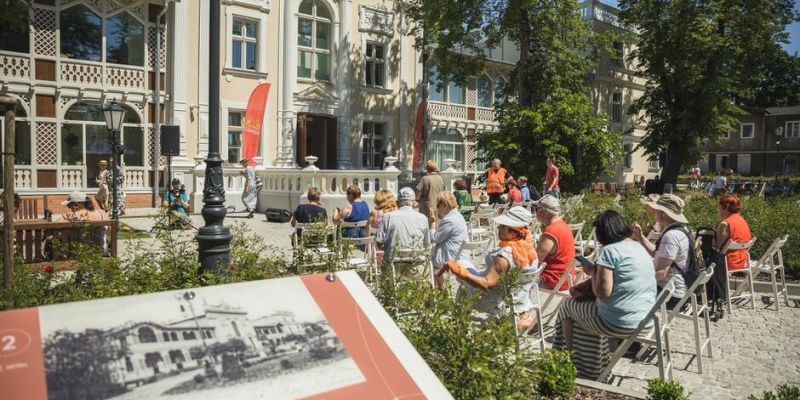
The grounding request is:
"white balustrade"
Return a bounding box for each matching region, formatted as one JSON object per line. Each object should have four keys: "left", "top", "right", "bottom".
{"left": 60, "top": 168, "right": 84, "bottom": 189}
{"left": 124, "top": 169, "right": 146, "bottom": 189}
{"left": 476, "top": 107, "right": 495, "bottom": 122}
{"left": 60, "top": 60, "right": 103, "bottom": 86}
{"left": 0, "top": 54, "right": 31, "bottom": 80}
{"left": 106, "top": 65, "right": 146, "bottom": 90}
{"left": 13, "top": 168, "right": 33, "bottom": 189}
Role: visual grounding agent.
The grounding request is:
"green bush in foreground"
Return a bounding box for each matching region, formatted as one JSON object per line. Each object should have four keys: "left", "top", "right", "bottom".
{"left": 647, "top": 378, "right": 688, "bottom": 400}
{"left": 534, "top": 349, "right": 577, "bottom": 397}
{"left": 748, "top": 385, "right": 800, "bottom": 400}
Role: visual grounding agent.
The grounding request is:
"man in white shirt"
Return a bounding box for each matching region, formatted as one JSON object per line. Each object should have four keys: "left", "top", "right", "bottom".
{"left": 711, "top": 169, "right": 729, "bottom": 196}
{"left": 376, "top": 187, "right": 430, "bottom": 261}
{"left": 632, "top": 194, "right": 691, "bottom": 309}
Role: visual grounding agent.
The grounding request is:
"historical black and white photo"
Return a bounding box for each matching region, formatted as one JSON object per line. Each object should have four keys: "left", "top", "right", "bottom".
{"left": 38, "top": 278, "right": 365, "bottom": 400}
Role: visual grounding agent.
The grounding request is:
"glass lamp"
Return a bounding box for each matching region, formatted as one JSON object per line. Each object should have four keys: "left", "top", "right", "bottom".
{"left": 102, "top": 101, "right": 126, "bottom": 131}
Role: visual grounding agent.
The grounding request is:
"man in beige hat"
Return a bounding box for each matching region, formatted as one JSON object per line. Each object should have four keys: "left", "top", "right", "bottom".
{"left": 632, "top": 193, "right": 691, "bottom": 309}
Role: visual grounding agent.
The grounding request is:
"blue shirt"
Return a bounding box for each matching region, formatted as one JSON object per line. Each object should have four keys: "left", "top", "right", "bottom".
{"left": 520, "top": 185, "right": 531, "bottom": 202}
{"left": 595, "top": 239, "right": 657, "bottom": 329}
{"left": 429, "top": 209, "right": 468, "bottom": 269}
{"left": 343, "top": 201, "right": 369, "bottom": 238}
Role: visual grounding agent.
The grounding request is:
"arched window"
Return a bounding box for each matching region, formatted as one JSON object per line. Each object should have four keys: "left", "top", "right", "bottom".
{"left": 106, "top": 12, "right": 145, "bottom": 66}
{"left": 138, "top": 327, "right": 157, "bottom": 343}
{"left": 476, "top": 74, "right": 493, "bottom": 107}
{"left": 60, "top": 4, "right": 102, "bottom": 62}
{"left": 298, "top": 0, "right": 332, "bottom": 81}
{"left": 426, "top": 127, "right": 464, "bottom": 171}
{"left": 62, "top": 101, "right": 143, "bottom": 186}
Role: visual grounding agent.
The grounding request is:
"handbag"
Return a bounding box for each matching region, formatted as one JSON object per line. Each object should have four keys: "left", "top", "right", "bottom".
{"left": 570, "top": 278, "right": 596, "bottom": 302}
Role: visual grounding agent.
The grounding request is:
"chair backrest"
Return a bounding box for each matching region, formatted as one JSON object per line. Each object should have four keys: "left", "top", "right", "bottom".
{"left": 568, "top": 222, "right": 584, "bottom": 242}
{"left": 293, "top": 222, "right": 331, "bottom": 247}
{"left": 635, "top": 280, "right": 676, "bottom": 332}
{"left": 756, "top": 235, "right": 788, "bottom": 269}
{"left": 340, "top": 234, "right": 376, "bottom": 250}
{"left": 721, "top": 237, "right": 757, "bottom": 253}
{"left": 340, "top": 219, "right": 368, "bottom": 229}
{"left": 15, "top": 196, "right": 46, "bottom": 220}
{"left": 455, "top": 239, "right": 491, "bottom": 260}
{"left": 669, "top": 263, "right": 715, "bottom": 318}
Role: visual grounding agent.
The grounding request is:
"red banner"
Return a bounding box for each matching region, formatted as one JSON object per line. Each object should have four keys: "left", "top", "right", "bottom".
{"left": 241, "top": 83, "right": 271, "bottom": 166}
{"left": 412, "top": 100, "right": 426, "bottom": 172}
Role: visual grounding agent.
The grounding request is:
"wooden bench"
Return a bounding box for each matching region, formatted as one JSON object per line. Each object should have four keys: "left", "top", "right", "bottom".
{"left": 14, "top": 195, "right": 50, "bottom": 221}
{"left": 12, "top": 220, "right": 118, "bottom": 268}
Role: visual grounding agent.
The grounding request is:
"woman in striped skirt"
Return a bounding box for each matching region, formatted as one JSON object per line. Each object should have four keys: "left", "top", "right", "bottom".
{"left": 552, "top": 210, "right": 657, "bottom": 379}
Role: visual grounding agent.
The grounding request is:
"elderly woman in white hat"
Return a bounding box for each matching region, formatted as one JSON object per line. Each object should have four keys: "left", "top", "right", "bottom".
{"left": 239, "top": 159, "right": 258, "bottom": 218}
{"left": 632, "top": 193, "right": 692, "bottom": 309}
{"left": 58, "top": 191, "right": 89, "bottom": 222}
{"left": 437, "top": 205, "right": 539, "bottom": 331}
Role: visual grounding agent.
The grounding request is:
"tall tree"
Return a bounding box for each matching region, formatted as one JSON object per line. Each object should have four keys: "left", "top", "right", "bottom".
{"left": 749, "top": 48, "right": 800, "bottom": 108}
{"left": 402, "top": 0, "right": 622, "bottom": 191}
{"left": 618, "top": 0, "right": 798, "bottom": 184}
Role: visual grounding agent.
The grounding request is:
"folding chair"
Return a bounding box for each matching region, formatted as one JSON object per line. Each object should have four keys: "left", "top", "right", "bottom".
{"left": 721, "top": 237, "right": 757, "bottom": 313}
{"left": 390, "top": 247, "right": 434, "bottom": 287}
{"left": 636, "top": 264, "right": 715, "bottom": 373}
{"left": 468, "top": 206, "right": 497, "bottom": 244}
{"left": 511, "top": 262, "right": 548, "bottom": 353}
{"left": 291, "top": 222, "right": 336, "bottom": 273}
{"left": 577, "top": 228, "right": 601, "bottom": 261}
{"left": 750, "top": 235, "right": 790, "bottom": 311}
{"left": 540, "top": 261, "right": 578, "bottom": 325}
{"left": 340, "top": 235, "right": 378, "bottom": 282}
{"left": 568, "top": 222, "right": 585, "bottom": 256}
{"left": 598, "top": 281, "right": 676, "bottom": 383}
{"left": 455, "top": 238, "right": 492, "bottom": 267}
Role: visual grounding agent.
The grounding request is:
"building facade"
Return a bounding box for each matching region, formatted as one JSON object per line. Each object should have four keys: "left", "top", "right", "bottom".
{"left": 700, "top": 106, "right": 800, "bottom": 176}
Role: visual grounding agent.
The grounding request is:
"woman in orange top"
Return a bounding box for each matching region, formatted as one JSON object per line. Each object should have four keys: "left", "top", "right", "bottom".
{"left": 534, "top": 195, "right": 576, "bottom": 290}
{"left": 715, "top": 194, "right": 753, "bottom": 271}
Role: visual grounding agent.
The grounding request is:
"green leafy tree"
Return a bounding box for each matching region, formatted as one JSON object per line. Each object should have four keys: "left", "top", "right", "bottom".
{"left": 749, "top": 49, "right": 800, "bottom": 108}
{"left": 618, "top": 0, "right": 798, "bottom": 184}
{"left": 44, "top": 329, "right": 128, "bottom": 400}
{"left": 402, "top": 0, "right": 622, "bottom": 191}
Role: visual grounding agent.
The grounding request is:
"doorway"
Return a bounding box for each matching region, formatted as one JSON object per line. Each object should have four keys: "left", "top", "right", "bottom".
{"left": 296, "top": 114, "right": 337, "bottom": 169}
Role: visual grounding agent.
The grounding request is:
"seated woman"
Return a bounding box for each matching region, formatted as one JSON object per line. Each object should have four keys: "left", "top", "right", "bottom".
{"left": 453, "top": 179, "right": 473, "bottom": 220}
{"left": 506, "top": 178, "right": 523, "bottom": 204}
{"left": 367, "top": 189, "right": 397, "bottom": 236}
{"left": 333, "top": 185, "right": 369, "bottom": 238}
{"left": 291, "top": 187, "right": 328, "bottom": 241}
{"left": 429, "top": 192, "right": 468, "bottom": 288}
{"left": 553, "top": 210, "right": 656, "bottom": 379}
{"left": 438, "top": 206, "right": 539, "bottom": 331}
{"left": 715, "top": 194, "right": 752, "bottom": 271}
{"left": 57, "top": 191, "right": 89, "bottom": 222}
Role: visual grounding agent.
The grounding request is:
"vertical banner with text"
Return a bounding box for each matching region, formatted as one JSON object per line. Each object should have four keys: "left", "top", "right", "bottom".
{"left": 241, "top": 83, "right": 271, "bottom": 166}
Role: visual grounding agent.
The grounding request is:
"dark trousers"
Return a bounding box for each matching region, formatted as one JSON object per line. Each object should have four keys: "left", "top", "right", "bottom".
{"left": 488, "top": 193, "right": 502, "bottom": 205}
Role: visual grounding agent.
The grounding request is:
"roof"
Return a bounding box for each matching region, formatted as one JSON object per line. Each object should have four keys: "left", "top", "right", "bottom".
{"left": 766, "top": 106, "right": 800, "bottom": 116}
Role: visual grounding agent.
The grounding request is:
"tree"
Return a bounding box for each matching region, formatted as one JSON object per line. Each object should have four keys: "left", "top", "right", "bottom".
{"left": 43, "top": 329, "right": 128, "bottom": 400}
{"left": 618, "top": 0, "right": 798, "bottom": 184}
{"left": 749, "top": 49, "right": 800, "bottom": 108}
{"left": 402, "top": 0, "right": 622, "bottom": 191}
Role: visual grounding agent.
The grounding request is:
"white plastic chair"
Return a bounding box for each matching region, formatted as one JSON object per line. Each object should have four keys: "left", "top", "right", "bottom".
{"left": 468, "top": 206, "right": 497, "bottom": 244}
{"left": 512, "top": 262, "right": 548, "bottom": 353}
{"left": 636, "top": 264, "right": 715, "bottom": 374}
{"left": 390, "top": 247, "right": 434, "bottom": 287}
{"left": 721, "top": 237, "right": 758, "bottom": 313}
{"left": 577, "top": 228, "right": 601, "bottom": 261}
{"left": 749, "top": 235, "right": 790, "bottom": 311}
{"left": 291, "top": 222, "right": 336, "bottom": 272}
{"left": 598, "top": 280, "right": 676, "bottom": 383}
{"left": 340, "top": 235, "right": 378, "bottom": 282}
{"left": 568, "top": 222, "right": 585, "bottom": 256}
{"left": 539, "top": 261, "right": 578, "bottom": 325}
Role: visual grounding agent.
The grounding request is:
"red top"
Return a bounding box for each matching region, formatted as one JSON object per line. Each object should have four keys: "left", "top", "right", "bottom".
{"left": 545, "top": 164, "right": 560, "bottom": 190}
{"left": 724, "top": 213, "right": 753, "bottom": 270}
{"left": 486, "top": 168, "right": 508, "bottom": 194}
{"left": 540, "top": 218, "right": 576, "bottom": 290}
{"left": 508, "top": 187, "right": 522, "bottom": 204}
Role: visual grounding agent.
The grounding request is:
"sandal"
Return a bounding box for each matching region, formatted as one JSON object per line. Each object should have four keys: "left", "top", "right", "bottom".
{"left": 515, "top": 312, "right": 536, "bottom": 333}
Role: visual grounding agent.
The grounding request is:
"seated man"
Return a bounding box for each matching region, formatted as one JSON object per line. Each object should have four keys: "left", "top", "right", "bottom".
{"left": 376, "top": 187, "right": 429, "bottom": 262}
{"left": 164, "top": 178, "right": 191, "bottom": 228}
{"left": 533, "top": 195, "right": 576, "bottom": 290}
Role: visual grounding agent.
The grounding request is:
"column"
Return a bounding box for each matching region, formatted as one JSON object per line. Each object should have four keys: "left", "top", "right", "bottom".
{"left": 335, "top": 0, "right": 353, "bottom": 169}
{"left": 170, "top": 0, "right": 194, "bottom": 168}
{"left": 197, "top": 0, "right": 210, "bottom": 157}
{"left": 277, "top": 0, "right": 298, "bottom": 168}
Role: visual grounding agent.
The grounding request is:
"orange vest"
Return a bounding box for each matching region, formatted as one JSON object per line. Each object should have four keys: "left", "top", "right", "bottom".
{"left": 486, "top": 168, "right": 507, "bottom": 194}
{"left": 724, "top": 213, "right": 752, "bottom": 270}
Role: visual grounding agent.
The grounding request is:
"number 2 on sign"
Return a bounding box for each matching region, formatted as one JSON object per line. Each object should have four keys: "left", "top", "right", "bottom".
{"left": 1, "top": 335, "right": 16, "bottom": 352}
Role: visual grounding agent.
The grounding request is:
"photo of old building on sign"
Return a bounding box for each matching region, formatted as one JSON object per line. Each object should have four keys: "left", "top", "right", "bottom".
{"left": 38, "top": 278, "right": 365, "bottom": 400}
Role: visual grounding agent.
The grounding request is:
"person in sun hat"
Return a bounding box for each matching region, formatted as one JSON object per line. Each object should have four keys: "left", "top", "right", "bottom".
{"left": 533, "top": 194, "right": 576, "bottom": 291}
{"left": 239, "top": 158, "right": 258, "bottom": 218}
{"left": 58, "top": 191, "right": 89, "bottom": 222}
{"left": 438, "top": 205, "right": 539, "bottom": 332}
{"left": 376, "top": 187, "right": 429, "bottom": 262}
{"left": 632, "top": 193, "right": 691, "bottom": 309}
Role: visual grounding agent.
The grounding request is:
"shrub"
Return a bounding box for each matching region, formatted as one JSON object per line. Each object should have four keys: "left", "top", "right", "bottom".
{"left": 748, "top": 384, "right": 800, "bottom": 400}
{"left": 646, "top": 379, "right": 688, "bottom": 400}
{"left": 280, "top": 359, "right": 294, "bottom": 369}
{"left": 534, "top": 349, "right": 577, "bottom": 397}
{"left": 192, "top": 374, "right": 205, "bottom": 384}
{"left": 220, "top": 353, "right": 245, "bottom": 381}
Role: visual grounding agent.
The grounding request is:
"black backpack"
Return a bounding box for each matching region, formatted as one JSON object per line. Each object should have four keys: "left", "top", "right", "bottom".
{"left": 655, "top": 224, "right": 702, "bottom": 297}
{"left": 695, "top": 226, "right": 728, "bottom": 321}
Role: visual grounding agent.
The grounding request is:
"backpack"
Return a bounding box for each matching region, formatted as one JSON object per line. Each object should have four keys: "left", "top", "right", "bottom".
{"left": 655, "top": 224, "right": 702, "bottom": 297}
{"left": 695, "top": 226, "right": 728, "bottom": 321}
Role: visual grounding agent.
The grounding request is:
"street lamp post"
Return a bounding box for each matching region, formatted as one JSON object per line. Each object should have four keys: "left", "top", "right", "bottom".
{"left": 196, "top": 0, "right": 231, "bottom": 273}
{"left": 775, "top": 126, "right": 783, "bottom": 177}
{"left": 178, "top": 291, "right": 219, "bottom": 381}
{"left": 102, "top": 101, "right": 126, "bottom": 240}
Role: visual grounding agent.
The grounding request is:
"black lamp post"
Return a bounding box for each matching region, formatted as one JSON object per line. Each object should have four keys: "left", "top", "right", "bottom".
{"left": 196, "top": 0, "right": 231, "bottom": 273}
{"left": 102, "top": 101, "right": 126, "bottom": 227}
{"left": 775, "top": 126, "right": 783, "bottom": 177}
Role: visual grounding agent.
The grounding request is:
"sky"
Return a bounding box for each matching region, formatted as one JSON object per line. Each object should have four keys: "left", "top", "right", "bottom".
{"left": 600, "top": 0, "right": 800, "bottom": 55}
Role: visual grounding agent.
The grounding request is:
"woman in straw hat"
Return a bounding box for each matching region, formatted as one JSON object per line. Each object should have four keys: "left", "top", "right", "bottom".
{"left": 239, "top": 159, "right": 257, "bottom": 218}
{"left": 58, "top": 191, "right": 89, "bottom": 222}
{"left": 437, "top": 205, "right": 539, "bottom": 331}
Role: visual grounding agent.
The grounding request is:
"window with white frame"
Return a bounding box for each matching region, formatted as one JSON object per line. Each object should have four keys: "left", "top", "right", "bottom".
{"left": 477, "top": 74, "right": 492, "bottom": 107}
{"left": 648, "top": 157, "right": 660, "bottom": 171}
{"left": 785, "top": 121, "right": 799, "bottom": 138}
{"left": 447, "top": 80, "right": 466, "bottom": 104}
{"left": 426, "top": 127, "right": 464, "bottom": 171}
{"left": 428, "top": 64, "right": 445, "bottom": 102}
{"left": 364, "top": 43, "right": 385, "bottom": 88}
{"left": 298, "top": 0, "right": 332, "bottom": 81}
{"left": 740, "top": 122, "right": 754, "bottom": 139}
{"left": 361, "top": 121, "right": 385, "bottom": 169}
{"left": 228, "top": 111, "right": 243, "bottom": 164}
{"left": 611, "top": 90, "right": 623, "bottom": 122}
{"left": 231, "top": 18, "right": 258, "bottom": 71}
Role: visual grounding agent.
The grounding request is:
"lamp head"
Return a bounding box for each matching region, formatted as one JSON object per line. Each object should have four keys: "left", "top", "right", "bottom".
{"left": 102, "top": 101, "right": 126, "bottom": 131}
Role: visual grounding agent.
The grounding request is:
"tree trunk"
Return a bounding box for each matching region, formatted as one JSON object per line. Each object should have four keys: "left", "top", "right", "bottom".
{"left": 515, "top": 0, "right": 531, "bottom": 106}
{"left": 663, "top": 139, "right": 686, "bottom": 187}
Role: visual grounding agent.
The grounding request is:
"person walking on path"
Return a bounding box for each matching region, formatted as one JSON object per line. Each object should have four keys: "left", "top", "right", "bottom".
{"left": 417, "top": 160, "right": 446, "bottom": 220}
{"left": 240, "top": 159, "right": 258, "bottom": 218}
{"left": 544, "top": 155, "right": 560, "bottom": 198}
{"left": 485, "top": 158, "right": 510, "bottom": 205}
